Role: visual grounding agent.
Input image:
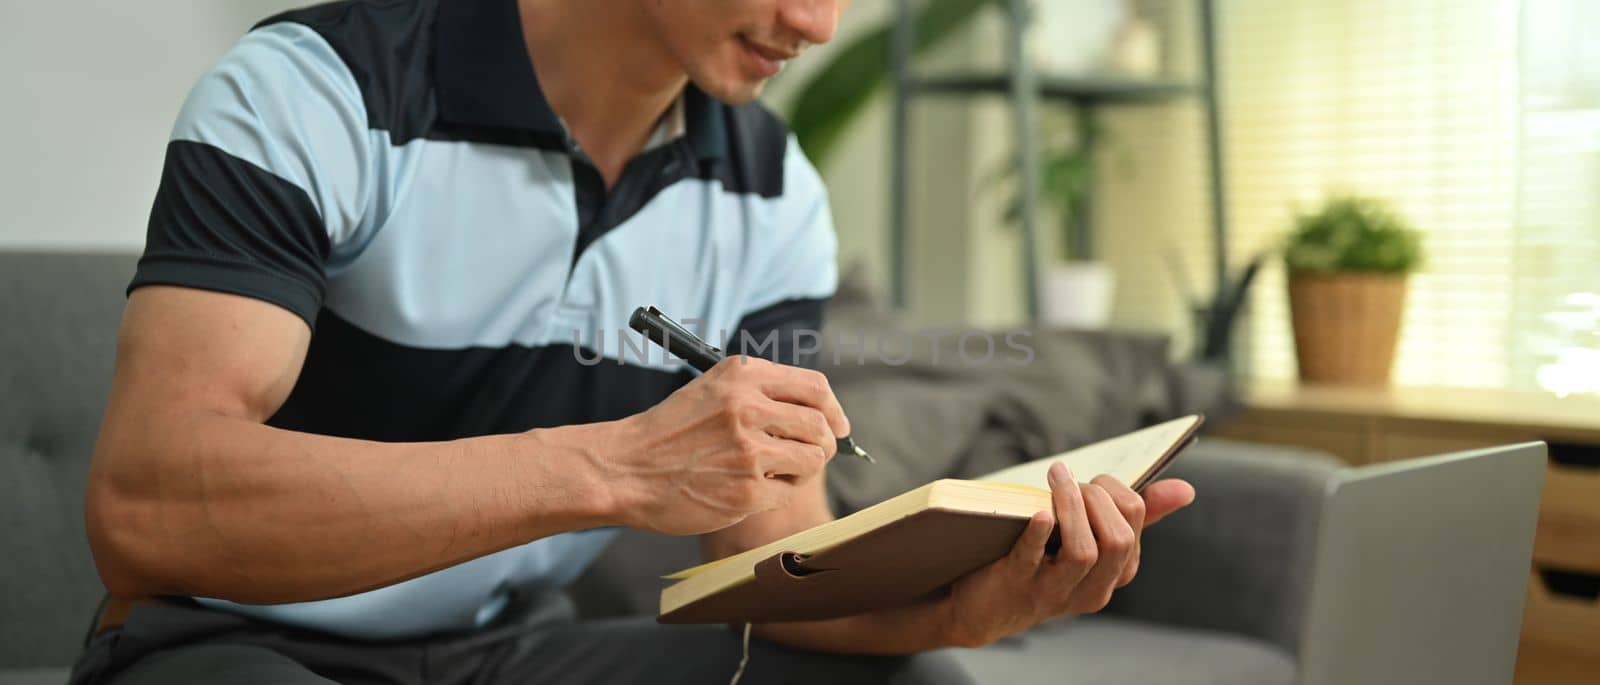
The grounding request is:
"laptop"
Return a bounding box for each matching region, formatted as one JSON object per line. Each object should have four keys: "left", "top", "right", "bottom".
{"left": 1298, "top": 442, "right": 1546, "bottom": 685}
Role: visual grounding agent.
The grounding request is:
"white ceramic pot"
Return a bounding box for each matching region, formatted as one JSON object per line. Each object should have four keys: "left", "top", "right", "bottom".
{"left": 1029, "top": 0, "right": 1127, "bottom": 75}
{"left": 1041, "top": 261, "right": 1116, "bottom": 328}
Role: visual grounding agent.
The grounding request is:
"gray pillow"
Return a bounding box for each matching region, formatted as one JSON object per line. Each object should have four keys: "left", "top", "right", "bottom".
{"left": 817, "top": 266, "right": 1175, "bottom": 513}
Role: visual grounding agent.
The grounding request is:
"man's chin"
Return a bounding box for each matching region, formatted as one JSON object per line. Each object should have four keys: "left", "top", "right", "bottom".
{"left": 694, "top": 77, "right": 766, "bottom": 106}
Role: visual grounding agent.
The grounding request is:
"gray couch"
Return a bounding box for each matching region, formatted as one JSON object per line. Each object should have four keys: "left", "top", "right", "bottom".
{"left": 1, "top": 251, "right": 1344, "bottom": 684}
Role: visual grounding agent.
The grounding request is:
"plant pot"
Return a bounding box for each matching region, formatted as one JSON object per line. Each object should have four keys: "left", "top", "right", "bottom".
{"left": 1287, "top": 273, "right": 1409, "bottom": 385}
{"left": 1029, "top": 0, "right": 1126, "bottom": 75}
{"left": 1041, "top": 261, "right": 1116, "bottom": 329}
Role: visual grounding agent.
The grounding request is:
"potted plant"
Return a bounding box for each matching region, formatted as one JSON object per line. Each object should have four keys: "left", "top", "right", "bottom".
{"left": 990, "top": 110, "right": 1118, "bottom": 328}
{"left": 1031, "top": 116, "right": 1116, "bottom": 329}
{"left": 1283, "top": 194, "right": 1424, "bottom": 385}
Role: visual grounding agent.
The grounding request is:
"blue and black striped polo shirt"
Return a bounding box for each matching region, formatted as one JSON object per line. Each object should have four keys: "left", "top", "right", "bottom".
{"left": 131, "top": 0, "right": 837, "bottom": 639}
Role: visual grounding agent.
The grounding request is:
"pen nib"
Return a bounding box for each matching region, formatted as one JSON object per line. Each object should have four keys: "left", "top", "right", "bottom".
{"left": 836, "top": 436, "right": 875, "bottom": 464}
{"left": 852, "top": 442, "right": 876, "bottom": 464}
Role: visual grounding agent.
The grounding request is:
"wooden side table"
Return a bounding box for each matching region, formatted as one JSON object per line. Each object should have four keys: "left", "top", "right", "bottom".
{"left": 1214, "top": 382, "right": 1600, "bottom": 684}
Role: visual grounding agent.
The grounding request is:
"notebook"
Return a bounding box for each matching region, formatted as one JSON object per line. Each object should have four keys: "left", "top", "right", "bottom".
{"left": 658, "top": 414, "right": 1204, "bottom": 624}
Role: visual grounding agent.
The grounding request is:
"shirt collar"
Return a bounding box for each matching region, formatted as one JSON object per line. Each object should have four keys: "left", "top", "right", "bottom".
{"left": 642, "top": 95, "right": 686, "bottom": 151}
{"left": 431, "top": 0, "right": 727, "bottom": 159}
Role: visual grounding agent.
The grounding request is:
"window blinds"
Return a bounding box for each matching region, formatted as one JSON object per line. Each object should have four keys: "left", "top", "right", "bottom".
{"left": 1099, "top": 0, "right": 1597, "bottom": 391}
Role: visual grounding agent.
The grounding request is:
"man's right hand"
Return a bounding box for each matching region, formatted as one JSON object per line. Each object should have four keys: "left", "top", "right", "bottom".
{"left": 596, "top": 356, "right": 850, "bottom": 536}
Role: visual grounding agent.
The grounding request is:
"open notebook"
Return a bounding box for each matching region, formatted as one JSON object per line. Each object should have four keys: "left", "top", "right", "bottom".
{"left": 658, "top": 415, "right": 1204, "bottom": 624}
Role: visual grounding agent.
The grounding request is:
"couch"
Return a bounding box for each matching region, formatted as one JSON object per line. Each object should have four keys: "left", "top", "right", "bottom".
{"left": 0, "top": 251, "right": 1344, "bottom": 684}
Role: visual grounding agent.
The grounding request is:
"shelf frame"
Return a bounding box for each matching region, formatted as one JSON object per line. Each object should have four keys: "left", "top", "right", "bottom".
{"left": 887, "top": 0, "right": 1229, "bottom": 329}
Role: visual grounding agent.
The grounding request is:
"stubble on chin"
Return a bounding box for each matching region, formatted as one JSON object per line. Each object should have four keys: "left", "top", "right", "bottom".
{"left": 693, "top": 75, "right": 766, "bottom": 106}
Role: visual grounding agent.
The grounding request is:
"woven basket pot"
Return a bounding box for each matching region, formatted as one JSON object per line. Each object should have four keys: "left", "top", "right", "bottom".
{"left": 1288, "top": 273, "right": 1409, "bottom": 385}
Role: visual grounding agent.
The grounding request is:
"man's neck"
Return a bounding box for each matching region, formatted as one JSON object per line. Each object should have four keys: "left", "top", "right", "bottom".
{"left": 519, "top": 0, "right": 688, "bottom": 188}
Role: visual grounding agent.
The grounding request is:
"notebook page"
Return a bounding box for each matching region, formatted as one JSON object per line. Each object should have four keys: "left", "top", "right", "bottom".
{"left": 976, "top": 415, "right": 1201, "bottom": 488}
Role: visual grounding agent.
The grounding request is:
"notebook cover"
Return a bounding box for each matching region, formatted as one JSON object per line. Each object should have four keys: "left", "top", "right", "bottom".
{"left": 658, "top": 508, "right": 1027, "bottom": 624}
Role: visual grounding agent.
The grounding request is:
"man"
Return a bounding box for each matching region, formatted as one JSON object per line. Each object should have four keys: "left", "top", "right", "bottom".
{"left": 72, "top": 1, "right": 1196, "bottom": 683}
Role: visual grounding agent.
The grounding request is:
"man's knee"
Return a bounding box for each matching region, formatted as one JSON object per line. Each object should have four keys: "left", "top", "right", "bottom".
{"left": 110, "top": 644, "right": 336, "bottom": 685}
{"left": 887, "top": 650, "right": 978, "bottom": 685}
{"left": 746, "top": 646, "right": 976, "bottom": 685}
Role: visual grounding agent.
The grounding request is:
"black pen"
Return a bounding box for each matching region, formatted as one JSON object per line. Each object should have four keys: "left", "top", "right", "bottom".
{"left": 628, "top": 305, "right": 876, "bottom": 464}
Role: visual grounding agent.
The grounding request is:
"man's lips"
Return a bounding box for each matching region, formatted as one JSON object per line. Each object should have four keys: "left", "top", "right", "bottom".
{"left": 739, "top": 36, "right": 797, "bottom": 77}
{"left": 745, "top": 40, "right": 798, "bottom": 62}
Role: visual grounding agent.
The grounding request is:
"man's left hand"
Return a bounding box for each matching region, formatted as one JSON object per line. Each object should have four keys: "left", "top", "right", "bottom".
{"left": 940, "top": 463, "right": 1196, "bottom": 647}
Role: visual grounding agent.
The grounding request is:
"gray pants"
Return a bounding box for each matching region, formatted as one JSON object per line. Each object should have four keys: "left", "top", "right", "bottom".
{"left": 68, "top": 595, "right": 975, "bottom": 685}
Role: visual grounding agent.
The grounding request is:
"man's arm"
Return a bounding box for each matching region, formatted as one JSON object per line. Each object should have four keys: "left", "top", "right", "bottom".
{"left": 86, "top": 287, "right": 624, "bottom": 603}
{"left": 87, "top": 287, "right": 837, "bottom": 604}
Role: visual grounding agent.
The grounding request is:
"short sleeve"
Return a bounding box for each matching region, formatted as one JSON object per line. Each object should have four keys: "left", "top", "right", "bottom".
{"left": 130, "top": 21, "right": 371, "bottom": 327}
{"left": 727, "top": 135, "right": 839, "bottom": 367}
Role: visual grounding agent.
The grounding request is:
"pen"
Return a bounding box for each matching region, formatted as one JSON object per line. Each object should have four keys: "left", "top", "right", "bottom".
{"left": 628, "top": 305, "right": 876, "bottom": 464}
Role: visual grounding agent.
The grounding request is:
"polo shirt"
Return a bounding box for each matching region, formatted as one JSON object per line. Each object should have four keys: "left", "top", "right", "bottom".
{"left": 130, "top": 0, "right": 838, "bottom": 640}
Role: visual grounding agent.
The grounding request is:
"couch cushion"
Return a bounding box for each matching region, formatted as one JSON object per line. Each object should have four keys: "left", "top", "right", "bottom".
{"left": 0, "top": 252, "right": 137, "bottom": 668}
{"left": 1104, "top": 438, "right": 1338, "bottom": 655}
{"left": 814, "top": 264, "right": 1179, "bottom": 515}
{"left": 953, "top": 615, "right": 1296, "bottom": 685}
{"left": 0, "top": 668, "right": 69, "bottom": 685}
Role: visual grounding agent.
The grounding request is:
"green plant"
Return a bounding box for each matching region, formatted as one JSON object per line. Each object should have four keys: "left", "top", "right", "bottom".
{"left": 786, "top": 0, "right": 997, "bottom": 167}
{"left": 1284, "top": 195, "right": 1425, "bottom": 275}
{"left": 986, "top": 109, "right": 1099, "bottom": 261}
{"left": 787, "top": 0, "right": 1104, "bottom": 262}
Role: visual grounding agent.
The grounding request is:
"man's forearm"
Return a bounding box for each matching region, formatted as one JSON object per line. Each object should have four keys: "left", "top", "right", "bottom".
{"left": 752, "top": 594, "right": 962, "bottom": 655}
{"left": 88, "top": 411, "right": 629, "bottom": 604}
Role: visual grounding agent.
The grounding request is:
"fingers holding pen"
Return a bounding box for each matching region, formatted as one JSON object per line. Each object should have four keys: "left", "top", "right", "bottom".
{"left": 751, "top": 361, "right": 851, "bottom": 439}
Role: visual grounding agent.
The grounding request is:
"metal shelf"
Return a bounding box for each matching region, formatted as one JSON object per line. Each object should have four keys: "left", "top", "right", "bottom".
{"left": 888, "top": 0, "right": 1228, "bottom": 326}
{"left": 908, "top": 74, "right": 1201, "bottom": 105}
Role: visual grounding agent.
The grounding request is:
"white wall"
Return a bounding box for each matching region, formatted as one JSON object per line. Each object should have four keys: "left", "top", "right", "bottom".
{"left": 0, "top": 2, "right": 304, "bottom": 249}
